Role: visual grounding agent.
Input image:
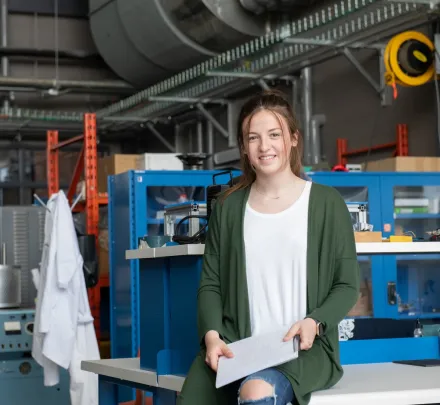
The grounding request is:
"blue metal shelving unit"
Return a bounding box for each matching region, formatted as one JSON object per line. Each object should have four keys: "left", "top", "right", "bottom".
{"left": 109, "top": 170, "right": 440, "bottom": 401}
{"left": 108, "top": 170, "right": 239, "bottom": 402}
{"left": 310, "top": 172, "right": 440, "bottom": 321}
{"left": 379, "top": 173, "right": 440, "bottom": 320}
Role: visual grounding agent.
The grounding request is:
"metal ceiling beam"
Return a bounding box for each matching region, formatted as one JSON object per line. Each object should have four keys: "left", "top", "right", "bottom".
{"left": 95, "top": 0, "right": 438, "bottom": 122}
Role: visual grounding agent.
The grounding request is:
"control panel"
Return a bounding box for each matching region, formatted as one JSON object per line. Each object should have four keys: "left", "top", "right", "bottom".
{"left": 0, "top": 309, "right": 34, "bottom": 352}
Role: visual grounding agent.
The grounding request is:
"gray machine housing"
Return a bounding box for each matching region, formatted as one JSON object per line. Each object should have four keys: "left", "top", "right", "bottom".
{"left": 0, "top": 206, "right": 70, "bottom": 405}
{"left": 0, "top": 206, "right": 46, "bottom": 308}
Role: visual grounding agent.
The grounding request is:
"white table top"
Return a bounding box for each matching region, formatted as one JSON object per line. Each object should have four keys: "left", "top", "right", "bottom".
{"left": 126, "top": 242, "right": 440, "bottom": 260}
{"left": 81, "top": 358, "right": 440, "bottom": 405}
{"left": 126, "top": 244, "right": 205, "bottom": 260}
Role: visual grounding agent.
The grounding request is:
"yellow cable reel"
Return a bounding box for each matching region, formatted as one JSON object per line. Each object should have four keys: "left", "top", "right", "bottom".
{"left": 384, "top": 31, "right": 436, "bottom": 93}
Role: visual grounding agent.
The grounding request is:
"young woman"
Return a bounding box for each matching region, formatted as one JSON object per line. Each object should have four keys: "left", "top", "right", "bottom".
{"left": 177, "top": 90, "right": 360, "bottom": 405}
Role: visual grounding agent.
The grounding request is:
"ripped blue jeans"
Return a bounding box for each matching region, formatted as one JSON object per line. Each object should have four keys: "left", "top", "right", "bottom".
{"left": 237, "top": 368, "right": 294, "bottom": 405}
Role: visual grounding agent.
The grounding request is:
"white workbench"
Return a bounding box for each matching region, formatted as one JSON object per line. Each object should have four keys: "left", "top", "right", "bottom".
{"left": 82, "top": 357, "right": 440, "bottom": 405}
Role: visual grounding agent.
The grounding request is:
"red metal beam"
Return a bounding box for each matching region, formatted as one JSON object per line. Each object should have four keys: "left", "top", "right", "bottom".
{"left": 343, "top": 141, "right": 397, "bottom": 157}
{"left": 50, "top": 134, "right": 84, "bottom": 151}
{"left": 83, "top": 113, "right": 101, "bottom": 340}
{"left": 47, "top": 130, "right": 59, "bottom": 196}
{"left": 336, "top": 124, "right": 409, "bottom": 167}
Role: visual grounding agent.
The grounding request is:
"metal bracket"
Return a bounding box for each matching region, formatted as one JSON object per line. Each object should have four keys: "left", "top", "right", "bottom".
{"left": 283, "top": 37, "right": 383, "bottom": 50}
{"left": 343, "top": 48, "right": 392, "bottom": 107}
{"left": 257, "top": 79, "right": 270, "bottom": 90}
{"left": 148, "top": 96, "right": 227, "bottom": 105}
{"left": 283, "top": 37, "right": 392, "bottom": 107}
{"left": 196, "top": 103, "right": 229, "bottom": 140}
{"left": 206, "top": 70, "right": 296, "bottom": 83}
{"left": 145, "top": 122, "right": 176, "bottom": 152}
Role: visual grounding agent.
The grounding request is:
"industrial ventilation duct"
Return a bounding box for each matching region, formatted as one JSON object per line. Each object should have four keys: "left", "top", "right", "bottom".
{"left": 89, "top": 0, "right": 269, "bottom": 88}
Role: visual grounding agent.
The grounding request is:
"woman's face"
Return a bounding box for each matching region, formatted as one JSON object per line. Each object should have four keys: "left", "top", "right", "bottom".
{"left": 244, "top": 109, "right": 297, "bottom": 177}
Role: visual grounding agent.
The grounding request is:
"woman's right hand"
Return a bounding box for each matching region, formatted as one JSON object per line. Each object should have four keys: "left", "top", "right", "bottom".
{"left": 204, "top": 330, "right": 234, "bottom": 372}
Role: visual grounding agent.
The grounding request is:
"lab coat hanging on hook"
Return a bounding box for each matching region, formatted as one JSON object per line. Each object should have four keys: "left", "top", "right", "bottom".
{"left": 32, "top": 190, "right": 100, "bottom": 405}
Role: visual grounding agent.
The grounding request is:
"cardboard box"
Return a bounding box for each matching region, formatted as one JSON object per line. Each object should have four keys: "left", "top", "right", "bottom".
{"left": 136, "top": 153, "right": 183, "bottom": 171}
{"left": 365, "top": 157, "right": 440, "bottom": 172}
{"left": 354, "top": 231, "right": 383, "bottom": 243}
{"left": 98, "top": 154, "right": 138, "bottom": 193}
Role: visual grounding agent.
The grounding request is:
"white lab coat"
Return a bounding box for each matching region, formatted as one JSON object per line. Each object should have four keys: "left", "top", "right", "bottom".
{"left": 32, "top": 191, "right": 100, "bottom": 405}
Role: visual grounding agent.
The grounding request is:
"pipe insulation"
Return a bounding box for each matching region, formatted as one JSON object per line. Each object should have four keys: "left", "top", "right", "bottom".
{"left": 89, "top": 0, "right": 266, "bottom": 88}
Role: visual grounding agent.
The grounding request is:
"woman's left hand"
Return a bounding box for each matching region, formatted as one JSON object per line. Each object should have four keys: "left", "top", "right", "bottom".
{"left": 283, "top": 318, "right": 317, "bottom": 350}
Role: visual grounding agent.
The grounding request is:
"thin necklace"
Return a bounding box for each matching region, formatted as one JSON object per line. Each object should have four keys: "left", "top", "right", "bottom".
{"left": 254, "top": 184, "right": 280, "bottom": 200}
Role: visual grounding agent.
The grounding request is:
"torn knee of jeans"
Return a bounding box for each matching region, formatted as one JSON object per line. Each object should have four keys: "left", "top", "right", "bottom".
{"left": 238, "top": 379, "right": 276, "bottom": 402}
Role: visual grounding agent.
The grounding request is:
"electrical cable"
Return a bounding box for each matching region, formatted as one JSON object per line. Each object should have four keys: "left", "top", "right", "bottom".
{"left": 384, "top": 31, "right": 435, "bottom": 90}
{"left": 172, "top": 214, "right": 208, "bottom": 245}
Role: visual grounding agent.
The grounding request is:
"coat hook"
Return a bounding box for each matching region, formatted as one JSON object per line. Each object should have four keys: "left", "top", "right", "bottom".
{"left": 71, "top": 191, "right": 84, "bottom": 212}
{"left": 33, "top": 193, "right": 50, "bottom": 213}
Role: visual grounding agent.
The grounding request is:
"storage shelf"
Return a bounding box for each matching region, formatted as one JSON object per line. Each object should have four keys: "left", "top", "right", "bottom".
{"left": 398, "top": 313, "right": 440, "bottom": 320}
{"left": 357, "top": 242, "right": 440, "bottom": 254}
{"left": 126, "top": 242, "right": 440, "bottom": 259}
{"left": 395, "top": 213, "right": 440, "bottom": 219}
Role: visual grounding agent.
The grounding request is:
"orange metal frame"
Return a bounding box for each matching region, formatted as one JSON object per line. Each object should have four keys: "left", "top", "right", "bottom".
{"left": 336, "top": 123, "right": 409, "bottom": 166}
{"left": 46, "top": 113, "right": 108, "bottom": 341}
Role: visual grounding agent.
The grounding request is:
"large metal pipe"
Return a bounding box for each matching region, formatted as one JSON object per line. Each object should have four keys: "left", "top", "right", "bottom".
{"left": 0, "top": 47, "right": 105, "bottom": 62}
{"left": 301, "top": 67, "right": 312, "bottom": 165}
{"left": 0, "top": 76, "right": 134, "bottom": 93}
{"left": 89, "top": 0, "right": 265, "bottom": 88}
{"left": 310, "top": 114, "right": 326, "bottom": 165}
{"left": 196, "top": 121, "right": 203, "bottom": 153}
{"left": 1, "top": 0, "right": 9, "bottom": 112}
{"left": 206, "top": 121, "right": 214, "bottom": 170}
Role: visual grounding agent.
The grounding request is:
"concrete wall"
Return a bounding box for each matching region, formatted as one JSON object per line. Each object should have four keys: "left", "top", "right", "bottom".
{"left": 314, "top": 49, "right": 438, "bottom": 166}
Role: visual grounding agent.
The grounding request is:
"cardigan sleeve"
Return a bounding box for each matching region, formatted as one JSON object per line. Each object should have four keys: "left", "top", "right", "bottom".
{"left": 197, "top": 199, "right": 224, "bottom": 346}
{"left": 307, "top": 190, "right": 360, "bottom": 333}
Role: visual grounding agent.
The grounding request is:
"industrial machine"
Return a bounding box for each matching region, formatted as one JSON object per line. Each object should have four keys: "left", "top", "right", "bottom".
{"left": 0, "top": 207, "right": 69, "bottom": 405}
{"left": 347, "top": 202, "right": 373, "bottom": 232}
{"left": 0, "top": 309, "right": 69, "bottom": 403}
{"left": 164, "top": 201, "right": 207, "bottom": 244}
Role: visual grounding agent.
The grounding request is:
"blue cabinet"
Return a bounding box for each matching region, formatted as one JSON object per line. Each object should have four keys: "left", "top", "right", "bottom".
{"left": 310, "top": 173, "right": 385, "bottom": 318}
{"left": 379, "top": 173, "right": 440, "bottom": 320}
{"left": 310, "top": 172, "right": 440, "bottom": 321}
{"left": 109, "top": 169, "right": 440, "bottom": 395}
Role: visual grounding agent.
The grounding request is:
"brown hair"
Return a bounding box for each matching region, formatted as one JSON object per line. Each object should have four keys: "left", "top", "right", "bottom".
{"left": 222, "top": 89, "right": 303, "bottom": 200}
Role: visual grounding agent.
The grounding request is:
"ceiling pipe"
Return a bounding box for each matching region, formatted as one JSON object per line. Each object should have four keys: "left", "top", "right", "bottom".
{"left": 0, "top": 47, "right": 104, "bottom": 61}
{"left": 0, "top": 76, "right": 135, "bottom": 94}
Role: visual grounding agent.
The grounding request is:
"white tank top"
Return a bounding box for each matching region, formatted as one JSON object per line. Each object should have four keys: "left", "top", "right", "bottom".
{"left": 244, "top": 181, "right": 311, "bottom": 336}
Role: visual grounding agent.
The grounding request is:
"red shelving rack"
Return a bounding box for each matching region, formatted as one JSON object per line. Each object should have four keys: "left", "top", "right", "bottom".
{"left": 336, "top": 123, "right": 409, "bottom": 166}
{"left": 46, "top": 113, "right": 108, "bottom": 340}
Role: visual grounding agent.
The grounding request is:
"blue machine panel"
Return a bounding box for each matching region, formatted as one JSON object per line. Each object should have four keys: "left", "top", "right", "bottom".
{"left": 0, "top": 309, "right": 34, "bottom": 352}
{"left": 0, "top": 309, "right": 70, "bottom": 405}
